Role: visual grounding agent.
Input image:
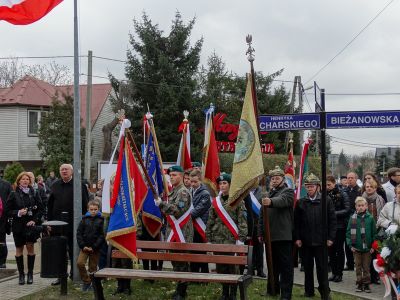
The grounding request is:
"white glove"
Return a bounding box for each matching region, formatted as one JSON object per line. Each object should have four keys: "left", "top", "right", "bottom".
{"left": 386, "top": 224, "right": 398, "bottom": 236}
{"left": 154, "top": 197, "right": 162, "bottom": 207}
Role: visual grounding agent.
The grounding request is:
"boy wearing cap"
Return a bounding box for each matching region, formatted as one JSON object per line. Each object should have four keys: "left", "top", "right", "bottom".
{"left": 294, "top": 173, "right": 336, "bottom": 299}
{"left": 258, "top": 166, "right": 294, "bottom": 300}
{"left": 206, "top": 173, "right": 248, "bottom": 300}
{"left": 155, "top": 165, "right": 193, "bottom": 300}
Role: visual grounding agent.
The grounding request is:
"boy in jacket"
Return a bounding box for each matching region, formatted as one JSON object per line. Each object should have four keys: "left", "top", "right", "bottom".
{"left": 346, "top": 197, "right": 376, "bottom": 293}
{"left": 76, "top": 200, "right": 105, "bottom": 291}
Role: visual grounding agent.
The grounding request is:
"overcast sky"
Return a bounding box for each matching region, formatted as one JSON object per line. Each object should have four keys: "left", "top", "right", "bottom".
{"left": 1, "top": 0, "right": 400, "bottom": 156}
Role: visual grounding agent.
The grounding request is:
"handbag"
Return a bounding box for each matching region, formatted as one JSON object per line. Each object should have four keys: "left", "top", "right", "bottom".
{"left": 376, "top": 201, "right": 396, "bottom": 241}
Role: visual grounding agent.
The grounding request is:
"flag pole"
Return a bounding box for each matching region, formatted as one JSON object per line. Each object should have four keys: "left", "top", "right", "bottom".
{"left": 72, "top": 0, "right": 82, "bottom": 284}
{"left": 246, "top": 35, "right": 276, "bottom": 295}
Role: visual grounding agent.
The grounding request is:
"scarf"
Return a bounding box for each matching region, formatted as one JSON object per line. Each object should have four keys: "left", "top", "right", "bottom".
{"left": 19, "top": 186, "right": 30, "bottom": 194}
{"left": 351, "top": 212, "right": 366, "bottom": 249}
{"left": 362, "top": 192, "right": 385, "bottom": 220}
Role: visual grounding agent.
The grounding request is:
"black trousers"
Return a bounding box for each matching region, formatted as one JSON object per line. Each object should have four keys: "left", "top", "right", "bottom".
{"left": 0, "top": 233, "right": 7, "bottom": 266}
{"left": 303, "top": 245, "right": 330, "bottom": 298}
{"left": 252, "top": 237, "right": 264, "bottom": 272}
{"left": 345, "top": 243, "right": 354, "bottom": 269}
{"left": 328, "top": 228, "right": 345, "bottom": 276}
{"left": 190, "top": 230, "right": 209, "bottom": 273}
{"left": 267, "top": 241, "right": 293, "bottom": 299}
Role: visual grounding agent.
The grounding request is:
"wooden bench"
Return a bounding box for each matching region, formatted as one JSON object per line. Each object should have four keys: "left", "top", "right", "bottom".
{"left": 91, "top": 240, "right": 253, "bottom": 300}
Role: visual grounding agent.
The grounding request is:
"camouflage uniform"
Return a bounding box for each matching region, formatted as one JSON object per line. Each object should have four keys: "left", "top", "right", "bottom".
{"left": 159, "top": 182, "right": 193, "bottom": 272}
{"left": 206, "top": 194, "right": 248, "bottom": 274}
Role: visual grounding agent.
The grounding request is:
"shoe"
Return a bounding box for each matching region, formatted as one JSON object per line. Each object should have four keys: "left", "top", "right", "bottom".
{"left": 304, "top": 293, "right": 315, "bottom": 297}
{"left": 15, "top": 256, "right": 25, "bottom": 285}
{"left": 328, "top": 275, "right": 336, "bottom": 281}
{"left": 364, "top": 284, "right": 371, "bottom": 293}
{"left": 26, "top": 255, "right": 35, "bottom": 285}
{"left": 257, "top": 270, "right": 267, "bottom": 278}
{"left": 355, "top": 284, "right": 363, "bottom": 292}
{"left": 0, "top": 263, "right": 6, "bottom": 268}
{"left": 300, "top": 265, "right": 304, "bottom": 272}
{"left": 51, "top": 278, "right": 61, "bottom": 286}
{"left": 334, "top": 275, "right": 342, "bottom": 282}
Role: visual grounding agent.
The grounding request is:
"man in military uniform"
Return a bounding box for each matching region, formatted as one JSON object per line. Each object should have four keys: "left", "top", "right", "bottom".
{"left": 258, "top": 166, "right": 294, "bottom": 300}
{"left": 206, "top": 173, "right": 248, "bottom": 300}
{"left": 294, "top": 173, "right": 336, "bottom": 299}
{"left": 155, "top": 165, "right": 193, "bottom": 300}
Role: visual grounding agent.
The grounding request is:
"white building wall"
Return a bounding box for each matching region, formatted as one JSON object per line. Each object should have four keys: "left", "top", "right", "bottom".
{"left": 0, "top": 107, "right": 19, "bottom": 161}
{"left": 18, "top": 107, "right": 42, "bottom": 161}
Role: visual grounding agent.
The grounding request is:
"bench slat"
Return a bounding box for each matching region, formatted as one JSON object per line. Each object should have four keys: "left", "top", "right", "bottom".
{"left": 94, "top": 268, "right": 243, "bottom": 284}
{"left": 112, "top": 251, "right": 247, "bottom": 265}
{"left": 136, "top": 241, "right": 248, "bottom": 253}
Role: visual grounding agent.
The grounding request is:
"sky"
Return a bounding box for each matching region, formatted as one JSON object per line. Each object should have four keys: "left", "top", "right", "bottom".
{"left": 1, "top": 0, "right": 400, "bottom": 156}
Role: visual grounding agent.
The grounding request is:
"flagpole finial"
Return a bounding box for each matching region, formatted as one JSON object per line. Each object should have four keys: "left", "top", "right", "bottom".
{"left": 246, "top": 34, "right": 255, "bottom": 63}
{"left": 183, "top": 110, "right": 189, "bottom": 121}
{"left": 145, "top": 112, "right": 154, "bottom": 120}
{"left": 288, "top": 132, "right": 294, "bottom": 144}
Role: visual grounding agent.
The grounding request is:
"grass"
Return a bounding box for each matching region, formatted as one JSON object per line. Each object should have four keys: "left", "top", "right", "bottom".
{"left": 19, "top": 278, "right": 364, "bottom": 300}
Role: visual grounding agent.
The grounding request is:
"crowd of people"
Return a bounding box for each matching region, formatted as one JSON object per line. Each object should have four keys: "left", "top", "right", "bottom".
{"left": 1, "top": 164, "right": 400, "bottom": 300}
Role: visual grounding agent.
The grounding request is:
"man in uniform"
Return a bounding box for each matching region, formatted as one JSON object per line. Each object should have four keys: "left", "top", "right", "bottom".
{"left": 206, "top": 173, "right": 247, "bottom": 300}
{"left": 155, "top": 165, "right": 193, "bottom": 300}
{"left": 258, "top": 166, "right": 294, "bottom": 300}
{"left": 294, "top": 173, "right": 336, "bottom": 299}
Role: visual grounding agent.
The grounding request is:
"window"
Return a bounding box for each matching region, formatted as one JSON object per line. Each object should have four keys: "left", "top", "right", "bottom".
{"left": 28, "top": 110, "right": 47, "bottom": 136}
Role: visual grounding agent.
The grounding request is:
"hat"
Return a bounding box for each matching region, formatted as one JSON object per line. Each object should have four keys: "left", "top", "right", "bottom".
{"left": 192, "top": 162, "right": 201, "bottom": 168}
{"left": 216, "top": 173, "right": 231, "bottom": 184}
{"left": 304, "top": 173, "right": 320, "bottom": 185}
{"left": 167, "top": 165, "right": 184, "bottom": 174}
{"left": 269, "top": 166, "right": 285, "bottom": 177}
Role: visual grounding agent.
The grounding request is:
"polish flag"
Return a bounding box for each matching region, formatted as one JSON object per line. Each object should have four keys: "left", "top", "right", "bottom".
{"left": 176, "top": 111, "right": 192, "bottom": 171}
{"left": 0, "top": 0, "right": 63, "bottom": 25}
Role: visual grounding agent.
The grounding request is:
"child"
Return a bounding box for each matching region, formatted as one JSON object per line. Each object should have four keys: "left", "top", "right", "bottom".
{"left": 346, "top": 196, "right": 376, "bottom": 293}
{"left": 76, "top": 200, "right": 105, "bottom": 291}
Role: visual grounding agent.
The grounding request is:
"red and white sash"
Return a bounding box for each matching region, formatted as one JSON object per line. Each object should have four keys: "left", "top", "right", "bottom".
{"left": 212, "top": 195, "right": 243, "bottom": 245}
{"left": 192, "top": 215, "right": 207, "bottom": 242}
{"left": 167, "top": 204, "right": 193, "bottom": 243}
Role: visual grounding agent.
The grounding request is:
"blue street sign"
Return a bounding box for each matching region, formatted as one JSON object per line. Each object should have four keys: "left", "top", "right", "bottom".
{"left": 259, "top": 113, "right": 320, "bottom": 132}
{"left": 326, "top": 111, "right": 400, "bottom": 129}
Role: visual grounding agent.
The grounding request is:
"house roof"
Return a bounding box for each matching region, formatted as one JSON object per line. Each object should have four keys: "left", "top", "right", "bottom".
{"left": 0, "top": 76, "right": 113, "bottom": 128}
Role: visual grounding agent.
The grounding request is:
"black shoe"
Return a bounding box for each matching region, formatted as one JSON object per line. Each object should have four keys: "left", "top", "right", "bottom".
{"left": 364, "top": 284, "right": 371, "bottom": 293}
{"left": 334, "top": 275, "right": 342, "bottom": 282}
{"left": 328, "top": 275, "right": 336, "bottom": 281}
{"left": 27, "top": 272, "right": 33, "bottom": 284}
{"left": 257, "top": 270, "right": 267, "bottom": 278}
{"left": 355, "top": 284, "right": 363, "bottom": 292}
{"left": 304, "top": 293, "right": 315, "bottom": 297}
{"left": 300, "top": 265, "right": 304, "bottom": 272}
{"left": 15, "top": 256, "right": 25, "bottom": 285}
{"left": 51, "top": 278, "right": 61, "bottom": 286}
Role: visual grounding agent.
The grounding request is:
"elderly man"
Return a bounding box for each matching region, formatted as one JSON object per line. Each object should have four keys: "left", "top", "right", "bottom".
{"left": 382, "top": 167, "right": 400, "bottom": 202}
{"left": 47, "top": 163, "right": 89, "bottom": 285}
{"left": 258, "top": 166, "right": 294, "bottom": 300}
{"left": 155, "top": 165, "right": 193, "bottom": 300}
{"left": 0, "top": 177, "right": 12, "bottom": 268}
{"left": 295, "top": 173, "right": 336, "bottom": 299}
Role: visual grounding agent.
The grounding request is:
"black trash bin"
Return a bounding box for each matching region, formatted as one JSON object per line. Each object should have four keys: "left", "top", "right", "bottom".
{"left": 40, "top": 220, "right": 68, "bottom": 278}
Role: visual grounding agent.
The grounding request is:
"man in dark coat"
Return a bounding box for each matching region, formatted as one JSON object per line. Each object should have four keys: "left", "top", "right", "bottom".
{"left": 326, "top": 175, "right": 350, "bottom": 282}
{"left": 47, "top": 163, "right": 89, "bottom": 285}
{"left": 189, "top": 169, "right": 211, "bottom": 273}
{"left": 259, "top": 166, "right": 294, "bottom": 300}
{"left": 0, "top": 178, "right": 12, "bottom": 268}
{"left": 294, "top": 173, "right": 336, "bottom": 299}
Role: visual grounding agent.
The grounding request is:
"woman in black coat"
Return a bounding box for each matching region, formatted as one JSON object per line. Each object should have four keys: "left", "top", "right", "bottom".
{"left": 6, "top": 172, "right": 43, "bottom": 285}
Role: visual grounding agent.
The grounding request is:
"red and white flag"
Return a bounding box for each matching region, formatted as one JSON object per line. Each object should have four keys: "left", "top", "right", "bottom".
{"left": 0, "top": 0, "right": 62, "bottom": 25}
{"left": 176, "top": 111, "right": 192, "bottom": 170}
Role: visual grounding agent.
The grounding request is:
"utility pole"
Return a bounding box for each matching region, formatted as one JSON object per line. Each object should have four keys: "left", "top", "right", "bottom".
{"left": 84, "top": 50, "right": 93, "bottom": 182}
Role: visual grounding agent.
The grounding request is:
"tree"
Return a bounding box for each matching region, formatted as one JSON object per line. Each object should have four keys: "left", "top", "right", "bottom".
{"left": 309, "top": 131, "right": 332, "bottom": 156}
{"left": 338, "top": 149, "right": 349, "bottom": 176}
{"left": 37, "top": 96, "right": 85, "bottom": 172}
{"left": 0, "top": 58, "right": 72, "bottom": 87}
{"left": 3, "top": 162, "right": 24, "bottom": 184}
{"left": 111, "top": 12, "right": 203, "bottom": 161}
{"left": 393, "top": 149, "right": 400, "bottom": 167}
{"left": 375, "top": 152, "right": 388, "bottom": 176}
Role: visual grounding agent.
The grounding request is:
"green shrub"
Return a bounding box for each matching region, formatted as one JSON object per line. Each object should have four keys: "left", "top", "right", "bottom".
{"left": 3, "top": 162, "right": 24, "bottom": 185}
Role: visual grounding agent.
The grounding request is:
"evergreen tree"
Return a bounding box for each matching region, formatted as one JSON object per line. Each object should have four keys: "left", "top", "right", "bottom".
{"left": 393, "top": 149, "right": 400, "bottom": 167}
{"left": 115, "top": 12, "right": 203, "bottom": 161}
{"left": 338, "top": 149, "right": 349, "bottom": 176}
{"left": 38, "top": 96, "right": 85, "bottom": 172}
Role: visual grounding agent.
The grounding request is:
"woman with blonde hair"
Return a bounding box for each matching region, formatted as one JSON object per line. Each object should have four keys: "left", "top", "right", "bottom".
{"left": 6, "top": 172, "right": 43, "bottom": 285}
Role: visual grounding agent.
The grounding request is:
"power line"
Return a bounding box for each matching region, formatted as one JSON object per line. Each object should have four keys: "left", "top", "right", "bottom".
{"left": 330, "top": 135, "right": 400, "bottom": 147}
{"left": 305, "top": 0, "right": 396, "bottom": 84}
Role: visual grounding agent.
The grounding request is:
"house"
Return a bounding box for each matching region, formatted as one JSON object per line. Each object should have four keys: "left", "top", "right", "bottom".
{"left": 375, "top": 147, "right": 400, "bottom": 162}
{"left": 0, "top": 76, "right": 115, "bottom": 179}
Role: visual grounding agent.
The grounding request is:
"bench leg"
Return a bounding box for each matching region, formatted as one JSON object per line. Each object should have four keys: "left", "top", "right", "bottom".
{"left": 238, "top": 281, "right": 247, "bottom": 300}
{"left": 90, "top": 273, "right": 104, "bottom": 300}
{"left": 238, "top": 275, "right": 252, "bottom": 300}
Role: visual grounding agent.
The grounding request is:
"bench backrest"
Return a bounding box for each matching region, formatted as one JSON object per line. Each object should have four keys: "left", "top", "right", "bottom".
{"left": 108, "top": 241, "right": 253, "bottom": 271}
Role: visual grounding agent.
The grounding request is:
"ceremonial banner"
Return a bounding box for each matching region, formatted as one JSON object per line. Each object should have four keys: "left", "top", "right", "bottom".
{"left": 107, "top": 137, "right": 148, "bottom": 260}
{"left": 229, "top": 73, "right": 264, "bottom": 208}
{"left": 284, "top": 141, "right": 296, "bottom": 190}
{"left": 142, "top": 130, "right": 164, "bottom": 237}
{"left": 176, "top": 112, "right": 192, "bottom": 170}
{"left": 202, "top": 105, "right": 220, "bottom": 197}
{"left": 296, "top": 138, "right": 312, "bottom": 201}
{"left": 0, "top": 0, "right": 62, "bottom": 25}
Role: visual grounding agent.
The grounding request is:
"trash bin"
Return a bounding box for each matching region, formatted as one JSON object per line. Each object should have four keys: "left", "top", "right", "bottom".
{"left": 40, "top": 220, "right": 68, "bottom": 278}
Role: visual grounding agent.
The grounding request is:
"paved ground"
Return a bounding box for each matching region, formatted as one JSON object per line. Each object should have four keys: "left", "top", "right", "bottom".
{"left": 0, "top": 235, "right": 392, "bottom": 299}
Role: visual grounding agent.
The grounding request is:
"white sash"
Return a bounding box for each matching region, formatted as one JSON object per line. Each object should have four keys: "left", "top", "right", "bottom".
{"left": 167, "top": 204, "right": 193, "bottom": 243}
